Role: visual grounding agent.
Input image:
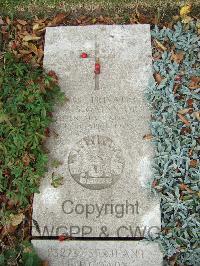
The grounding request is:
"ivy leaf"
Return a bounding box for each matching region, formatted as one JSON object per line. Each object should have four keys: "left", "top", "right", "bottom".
{"left": 51, "top": 173, "right": 64, "bottom": 188}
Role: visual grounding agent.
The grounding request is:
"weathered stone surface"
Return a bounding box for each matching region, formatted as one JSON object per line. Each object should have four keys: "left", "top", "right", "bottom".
{"left": 32, "top": 25, "right": 160, "bottom": 237}
{"left": 32, "top": 240, "right": 163, "bottom": 266}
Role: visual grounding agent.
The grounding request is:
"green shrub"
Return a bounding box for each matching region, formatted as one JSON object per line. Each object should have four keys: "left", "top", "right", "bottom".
{"left": 0, "top": 53, "right": 64, "bottom": 265}
{"left": 0, "top": 53, "right": 64, "bottom": 206}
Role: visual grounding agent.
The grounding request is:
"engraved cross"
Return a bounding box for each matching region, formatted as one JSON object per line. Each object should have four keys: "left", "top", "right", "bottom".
{"left": 93, "top": 37, "right": 115, "bottom": 90}
{"left": 80, "top": 37, "right": 115, "bottom": 90}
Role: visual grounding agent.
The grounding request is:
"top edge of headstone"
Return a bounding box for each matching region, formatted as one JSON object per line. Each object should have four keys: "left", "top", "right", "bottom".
{"left": 45, "top": 24, "right": 150, "bottom": 30}
{"left": 44, "top": 24, "right": 151, "bottom": 56}
{"left": 45, "top": 24, "right": 150, "bottom": 35}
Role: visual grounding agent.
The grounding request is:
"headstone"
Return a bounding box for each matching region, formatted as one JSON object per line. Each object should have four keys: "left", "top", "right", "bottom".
{"left": 32, "top": 240, "right": 163, "bottom": 266}
{"left": 32, "top": 25, "right": 161, "bottom": 238}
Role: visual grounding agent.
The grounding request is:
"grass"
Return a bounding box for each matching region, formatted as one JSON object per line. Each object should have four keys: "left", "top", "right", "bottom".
{"left": 0, "top": 0, "right": 200, "bottom": 19}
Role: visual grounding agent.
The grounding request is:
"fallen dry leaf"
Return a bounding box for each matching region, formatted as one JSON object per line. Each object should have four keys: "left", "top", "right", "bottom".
{"left": 187, "top": 99, "right": 194, "bottom": 107}
{"left": 173, "top": 15, "right": 180, "bottom": 21}
{"left": 155, "top": 40, "right": 167, "bottom": 51}
{"left": 171, "top": 51, "right": 184, "bottom": 64}
{"left": 42, "top": 261, "right": 49, "bottom": 266}
{"left": 0, "top": 17, "right": 4, "bottom": 25}
{"left": 10, "top": 41, "right": 18, "bottom": 50}
{"left": 152, "top": 179, "right": 158, "bottom": 188}
{"left": 188, "top": 149, "right": 193, "bottom": 157}
{"left": 189, "top": 76, "right": 200, "bottom": 89}
{"left": 143, "top": 134, "right": 153, "bottom": 140}
{"left": 30, "top": 56, "right": 40, "bottom": 67}
{"left": 179, "top": 183, "right": 194, "bottom": 193}
{"left": 77, "top": 15, "right": 87, "bottom": 22}
{"left": 24, "top": 247, "right": 33, "bottom": 253}
{"left": 33, "top": 23, "right": 46, "bottom": 32}
{"left": 16, "top": 24, "right": 22, "bottom": 31}
{"left": 136, "top": 13, "right": 151, "bottom": 24}
{"left": 177, "top": 113, "right": 190, "bottom": 126}
{"left": 174, "top": 75, "right": 182, "bottom": 82}
{"left": 193, "top": 111, "right": 200, "bottom": 121}
{"left": 181, "top": 127, "right": 191, "bottom": 135}
{"left": 182, "top": 16, "right": 193, "bottom": 24}
{"left": 190, "top": 159, "right": 198, "bottom": 167}
{"left": 191, "top": 76, "right": 200, "bottom": 83}
{"left": 180, "top": 4, "right": 192, "bottom": 17}
{"left": 180, "top": 183, "right": 188, "bottom": 190}
{"left": 22, "top": 153, "right": 31, "bottom": 166}
{"left": 91, "top": 18, "right": 97, "bottom": 24}
{"left": 7, "top": 199, "right": 16, "bottom": 209}
{"left": 19, "top": 50, "right": 32, "bottom": 55}
{"left": 37, "top": 48, "right": 44, "bottom": 63}
{"left": 10, "top": 213, "right": 25, "bottom": 227}
{"left": 189, "top": 83, "right": 199, "bottom": 90}
{"left": 34, "top": 18, "right": 47, "bottom": 24}
{"left": 154, "top": 73, "right": 163, "bottom": 84}
{"left": 178, "top": 108, "right": 192, "bottom": 115}
{"left": 173, "top": 84, "right": 180, "bottom": 94}
{"left": 98, "top": 15, "right": 105, "bottom": 23}
{"left": 28, "top": 43, "right": 38, "bottom": 55}
{"left": 23, "top": 35, "right": 41, "bottom": 42}
{"left": 1, "top": 224, "right": 16, "bottom": 236}
{"left": 16, "top": 19, "right": 27, "bottom": 26}
{"left": 48, "top": 13, "right": 66, "bottom": 26}
{"left": 5, "top": 16, "right": 11, "bottom": 25}
{"left": 130, "top": 17, "right": 137, "bottom": 24}
{"left": 32, "top": 23, "right": 40, "bottom": 31}
{"left": 48, "top": 70, "right": 58, "bottom": 82}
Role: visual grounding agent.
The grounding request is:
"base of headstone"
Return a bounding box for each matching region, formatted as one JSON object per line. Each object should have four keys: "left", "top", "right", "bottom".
{"left": 32, "top": 240, "right": 163, "bottom": 266}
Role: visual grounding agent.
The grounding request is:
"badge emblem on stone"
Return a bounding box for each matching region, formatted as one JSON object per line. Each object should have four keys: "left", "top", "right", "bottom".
{"left": 68, "top": 135, "right": 125, "bottom": 190}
